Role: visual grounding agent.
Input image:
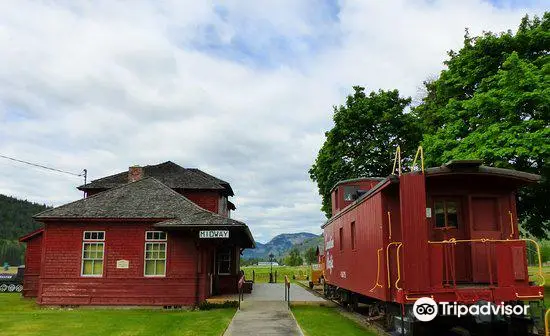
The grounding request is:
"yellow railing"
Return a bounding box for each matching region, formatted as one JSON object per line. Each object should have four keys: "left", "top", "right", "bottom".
{"left": 387, "top": 211, "right": 392, "bottom": 240}
{"left": 392, "top": 146, "right": 401, "bottom": 176}
{"left": 369, "top": 248, "right": 384, "bottom": 292}
{"left": 386, "top": 242, "right": 403, "bottom": 290}
{"left": 410, "top": 146, "right": 424, "bottom": 173}
{"left": 428, "top": 238, "right": 545, "bottom": 287}
{"left": 545, "top": 308, "right": 550, "bottom": 336}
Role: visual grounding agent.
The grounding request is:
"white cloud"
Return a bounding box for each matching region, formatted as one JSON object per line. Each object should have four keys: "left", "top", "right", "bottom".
{"left": 0, "top": 0, "right": 545, "bottom": 243}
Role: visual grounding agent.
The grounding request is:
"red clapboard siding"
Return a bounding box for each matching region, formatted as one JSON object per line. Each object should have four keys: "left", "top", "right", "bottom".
{"left": 38, "top": 221, "right": 208, "bottom": 305}
{"left": 23, "top": 234, "right": 42, "bottom": 297}
{"left": 182, "top": 191, "right": 220, "bottom": 213}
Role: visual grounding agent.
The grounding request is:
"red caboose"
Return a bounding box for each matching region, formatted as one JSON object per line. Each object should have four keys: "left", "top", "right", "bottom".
{"left": 322, "top": 159, "right": 544, "bottom": 335}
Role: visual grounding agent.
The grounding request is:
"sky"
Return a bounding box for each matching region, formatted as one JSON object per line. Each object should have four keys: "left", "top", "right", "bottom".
{"left": 0, "top": 0, "right": 546, "bottom": 243}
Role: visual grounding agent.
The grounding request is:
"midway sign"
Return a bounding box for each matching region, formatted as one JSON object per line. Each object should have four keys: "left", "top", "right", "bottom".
{"left": 199, "top": 230, "right": 229, "bottom": 239}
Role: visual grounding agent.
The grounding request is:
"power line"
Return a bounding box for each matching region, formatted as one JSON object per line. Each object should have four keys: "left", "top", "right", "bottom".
{"left": 0, "top": 154, "right": 85, "bottom": 177}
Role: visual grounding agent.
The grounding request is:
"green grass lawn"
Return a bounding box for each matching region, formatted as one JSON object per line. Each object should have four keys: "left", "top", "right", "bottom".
{"left": 241, "top": 265, "right": 310, "bottom": 283}
{"left": 1, "top": 267, "right": 19, "bottom": 274}
{"left": 0, "top": 294, "right": 235, "bottom": 336}
{"left": 292, "top": 305, "right": 376, "bottom": 336}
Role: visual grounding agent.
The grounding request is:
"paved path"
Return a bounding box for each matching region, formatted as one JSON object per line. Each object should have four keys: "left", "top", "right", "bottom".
{"left": 223, "top": 301, "right": 303, "bottom": 336}
{"left": 222, "top": 283, "right": 329, "bottom": 336}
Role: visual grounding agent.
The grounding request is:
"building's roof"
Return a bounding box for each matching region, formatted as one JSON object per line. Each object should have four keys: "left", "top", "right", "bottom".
{"left": 78, "top": 161, "right": 233, "bottom": 195}
{"left": 19, "top": 228, "right": 44, "bottom": 242}
{"left": 37, "top": 177, "right": 240, "bottom": 225}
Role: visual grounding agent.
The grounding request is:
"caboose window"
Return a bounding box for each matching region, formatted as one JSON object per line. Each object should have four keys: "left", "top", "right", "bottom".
{"left": 343, "top": 186, "right": 359, "bottom": 201}
{"left": 434, "top": 200, "right": 459, "bottom": 228}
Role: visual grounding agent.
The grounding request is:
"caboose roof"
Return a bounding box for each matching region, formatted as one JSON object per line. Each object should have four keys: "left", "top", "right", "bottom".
{"left": 78, "top": 161, "right": 234, "bottom": 196}
{"left": 425, "top": 161, "right": 541, "bottom": 183}
{"left": 34, "top": 177, "right": 254, "bottom": 246}
{"left": 330, "top": 177, "right": 386, "bottom": 193}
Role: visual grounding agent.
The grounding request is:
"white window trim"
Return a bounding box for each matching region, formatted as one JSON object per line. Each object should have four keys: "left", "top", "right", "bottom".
{"left": 145, "top": 231, "right": 167, "bottom": 241}
{"left": 144, "top": 231, "right": 167, "bottom": 277}
{"left": 81, "top": 241, "right": 105, "bottom": 277}
{"left": 82, "top": 230, "right": 105, "bottom": 241}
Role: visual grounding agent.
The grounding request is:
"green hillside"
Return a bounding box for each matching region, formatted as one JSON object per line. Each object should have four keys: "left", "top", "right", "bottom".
{"left": 0, "top": 194, "right": 50, "bottom": 266}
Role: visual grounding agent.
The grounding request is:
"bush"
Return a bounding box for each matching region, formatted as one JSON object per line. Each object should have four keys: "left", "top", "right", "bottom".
{"left": 197, "top": 300, "right": 238, "bottom": 310}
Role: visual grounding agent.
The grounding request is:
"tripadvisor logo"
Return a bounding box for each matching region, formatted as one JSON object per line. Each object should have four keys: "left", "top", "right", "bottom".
{"left": 413, "top": 297, "right": 530, "bottom": 322}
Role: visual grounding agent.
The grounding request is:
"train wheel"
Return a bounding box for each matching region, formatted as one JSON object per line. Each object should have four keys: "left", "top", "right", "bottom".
{"left": 7, "top": 284, "right": 16, "bottom": 292}
{"left": 16, "top": 285, "right": 23, "bottom": 292}
{"left": 0, "top": 284, "right": 7, "bottom": 292}
{"left": 447, "top": 326, "right": 471, "bottom": 336}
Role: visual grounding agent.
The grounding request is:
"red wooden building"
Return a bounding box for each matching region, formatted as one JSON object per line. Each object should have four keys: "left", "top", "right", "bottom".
{"left": 19, "top": 161, "right": 254, "bottom": 306}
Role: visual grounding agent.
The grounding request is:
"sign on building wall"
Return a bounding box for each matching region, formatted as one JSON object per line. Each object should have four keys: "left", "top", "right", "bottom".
{"left": 116, "top": 260, "right": 129, "bottom": 269}
{"left": 199, "top": 230, "right": 229, "bottom": 239}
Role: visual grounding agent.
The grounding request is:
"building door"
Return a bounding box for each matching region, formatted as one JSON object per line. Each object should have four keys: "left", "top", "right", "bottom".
{"left": 432, "top": 197, "right": 471, "bottom": 283}
{"left": 470, "top": 197, "right": 501, "bottom": 283}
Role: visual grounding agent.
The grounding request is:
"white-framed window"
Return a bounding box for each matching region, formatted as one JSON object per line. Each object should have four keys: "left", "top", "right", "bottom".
{"left": 216, "top": 247, "right": 232, "bottom": 275}
{"left": 144, "top": 231, "right": 167, "bottom": 277}
{"left": 81, "top": 231, "right": 105, "bottom": 277}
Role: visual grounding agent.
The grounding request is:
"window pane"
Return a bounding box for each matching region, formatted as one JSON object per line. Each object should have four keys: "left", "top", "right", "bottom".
{"left": 98, "top": 232, "right": 104, "bottom": 240}
{"left": 84, "top": 232, "right": 91, "bottom": 240}
{"left": 159, "top": 232, "right": 166, "bottom": 240}
{"left": 159, "top": 251, "right": 166, "bottom": 259}
{"left": 156, "top": 261, "right": 165, "bottom": 275}
{"left": 83, "top": 260, "right": 94, "bottom": 274}
{"left": 145, "top": 260, "right": 155, "bottom": 275}
{"left": 96, "top": 250, "right": 103, "bottom": 259}
{"left": 434, "top": 201, "right": 445, "bottom": 227}
{"left": 93, "top": 261, "right": 103, "bottom": 275}
{"left": 446, "top": 202, "right": 458, "bottom": 228}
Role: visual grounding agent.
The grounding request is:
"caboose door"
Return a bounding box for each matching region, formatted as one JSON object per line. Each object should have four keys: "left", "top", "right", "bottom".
{"left": 432, "top": 197, "right": 471, "bottom": 282}
{"left": 469, "top": 196, "right": 501, "bottom": 283}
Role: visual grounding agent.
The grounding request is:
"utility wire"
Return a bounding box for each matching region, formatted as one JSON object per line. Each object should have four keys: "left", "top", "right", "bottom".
{"left": 0, "top": 154, "right": 85, "bottom": 177}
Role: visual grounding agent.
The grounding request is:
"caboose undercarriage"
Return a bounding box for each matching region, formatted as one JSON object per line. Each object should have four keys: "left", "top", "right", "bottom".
{"left": 323, "top": 282, "right": 546, "bottom": 335}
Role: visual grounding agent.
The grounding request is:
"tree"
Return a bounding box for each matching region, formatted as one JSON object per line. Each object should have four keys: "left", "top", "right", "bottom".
{"left": 285, "top": 247, "right": 303, "bottom": 266}
{"left": 304, "top": 247, "right": 317, "bottom": 265}
{"left": 310, "top": 87, "right": 422, "bottom": 217}
{"left": 414, "top": 13, "right": 550, "bottom": 237}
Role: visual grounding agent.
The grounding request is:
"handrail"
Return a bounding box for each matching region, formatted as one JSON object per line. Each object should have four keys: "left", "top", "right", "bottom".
{"left": 386, "top": 242, "right": 402, "bottom": 289}
{"left": 410, "top": 146, "right": 424, "bottom": 173}
{"left": 387, "top": 211, "right": 392, "bottom": 240}
{"left": 369, "top": 248, "right": 384, "bottom": 292}
{"left": 428, "top": 238, "right": 545, "bottom": 287}
{"left": 395, "top": 244, "right": 403, "bottom": 290}
{"left": 392, "top": 146, "right": 401, "bottom": 176}
{"left": 545, "top": 308, "right": 550, "bottom": 336}
{"left": 284, "top": 275, "right": 290, "bottom": 309}
{"left": 508, "top": 211, "right": 515, "bottom": 239}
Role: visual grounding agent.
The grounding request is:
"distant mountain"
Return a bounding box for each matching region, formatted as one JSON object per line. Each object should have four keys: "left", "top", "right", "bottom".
{"left": 243, "top": 232, "right": 320, "bottom": 260}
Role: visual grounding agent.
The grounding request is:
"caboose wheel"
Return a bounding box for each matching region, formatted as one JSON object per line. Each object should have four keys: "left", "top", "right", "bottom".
{"left": 16, "top": 285, "right": 23, "bottom": 292}
{"left": 8, "top": 284, "right": 16, "bottom": 292}
{"left": 0, "top": 284, "right": 7, "bottom": 292}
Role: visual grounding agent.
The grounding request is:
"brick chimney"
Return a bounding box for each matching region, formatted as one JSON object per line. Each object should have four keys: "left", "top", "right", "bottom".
{"left": 128, "top": 165, "right": 143, "bottom": 182}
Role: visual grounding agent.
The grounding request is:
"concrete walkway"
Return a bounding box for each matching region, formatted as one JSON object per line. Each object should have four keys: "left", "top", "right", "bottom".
{"left": 223, "top": 301, "right": 303, "bottom": 336}
{"left": 222, "top": 283, "right": 330, "bottom": 336}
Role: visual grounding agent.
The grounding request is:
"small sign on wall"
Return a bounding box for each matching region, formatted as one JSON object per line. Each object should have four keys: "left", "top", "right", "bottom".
{"left": 426, "top": 207, "right": 432, "bottom": 218}
{"left": 199, "top": 230, "right": 229, "bottom": 239}
{"left": 116, "top": 260, "right": 129, "bottom": 269}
